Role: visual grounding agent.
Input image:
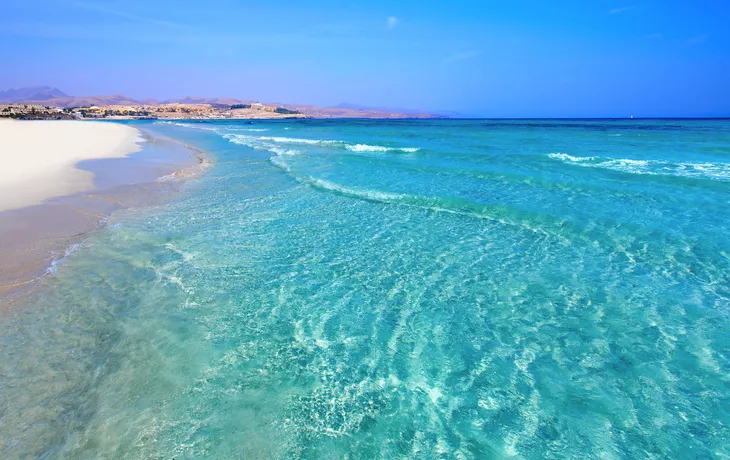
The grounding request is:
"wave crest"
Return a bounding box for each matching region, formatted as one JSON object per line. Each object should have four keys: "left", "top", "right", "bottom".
{"left": 258, "top": 136, "right": 341, "bottom": 146}
{"left": 547, "top": 153, "right": 598, "bottom": 163}
{"left": 548, "top": 153, "right": 730, "bottom": 181}
{"left": 223, "top": 133, "right": 419, "bottom": 155}
{"left": 346, "top": 144, "right": 420, "bottom": 153}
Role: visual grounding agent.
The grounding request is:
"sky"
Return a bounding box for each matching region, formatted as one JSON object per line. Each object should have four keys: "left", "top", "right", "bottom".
{"left": 0, "top": 0, "right": 728, "bottom": 117}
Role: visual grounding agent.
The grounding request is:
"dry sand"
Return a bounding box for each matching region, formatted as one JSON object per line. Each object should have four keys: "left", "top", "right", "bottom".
{"left": 0, "top": 119, "right": 143, "bottom": 211}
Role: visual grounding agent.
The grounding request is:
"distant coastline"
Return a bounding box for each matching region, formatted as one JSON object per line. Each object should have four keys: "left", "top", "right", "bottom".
{"left": 0, "top": 86, "right": 445, "bottom": 120}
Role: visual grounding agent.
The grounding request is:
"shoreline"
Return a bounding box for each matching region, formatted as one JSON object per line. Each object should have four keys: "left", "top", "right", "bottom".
{"left": 0, "top": 123, "right": 211, "bottom": 306}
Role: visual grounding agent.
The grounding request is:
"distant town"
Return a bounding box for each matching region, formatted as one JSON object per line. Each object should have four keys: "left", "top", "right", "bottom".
{"left": 0, "top": 102, "right": 307, "bottom": 120}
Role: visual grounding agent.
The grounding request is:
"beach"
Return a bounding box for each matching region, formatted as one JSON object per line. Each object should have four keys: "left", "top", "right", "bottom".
{"left": 0, "top": 119, "right": 143, "bottom": 211}
{"left": 0, "top": 120, "right": 203, "bottom": 301}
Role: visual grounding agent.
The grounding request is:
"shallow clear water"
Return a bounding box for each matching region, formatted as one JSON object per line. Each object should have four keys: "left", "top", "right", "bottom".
{"left": 2, "top": 119, "right": 730, "bottom": 458}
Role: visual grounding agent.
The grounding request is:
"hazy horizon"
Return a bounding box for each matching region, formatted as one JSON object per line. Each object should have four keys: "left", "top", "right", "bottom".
{"left": 2, "top": 0, "right": 729, "bottom": 117}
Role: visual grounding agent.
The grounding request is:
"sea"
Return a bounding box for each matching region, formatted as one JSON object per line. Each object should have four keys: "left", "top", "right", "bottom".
{"left": 1, "top": 119, "right": 729, "bottom": 458}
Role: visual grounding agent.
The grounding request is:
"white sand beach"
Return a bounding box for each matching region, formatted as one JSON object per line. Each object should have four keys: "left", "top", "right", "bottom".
{"left": 0, "top": 119, "right": 143, "bottom": 211}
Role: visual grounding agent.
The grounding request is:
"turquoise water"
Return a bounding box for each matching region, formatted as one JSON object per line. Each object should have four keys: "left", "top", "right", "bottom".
{"left": 2, "top": 119, "right": 730, "bottom": 458}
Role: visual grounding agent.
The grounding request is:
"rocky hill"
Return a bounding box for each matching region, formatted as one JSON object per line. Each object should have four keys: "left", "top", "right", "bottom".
{"left": 0, "top": 86, "right": 68, "bottom": 102}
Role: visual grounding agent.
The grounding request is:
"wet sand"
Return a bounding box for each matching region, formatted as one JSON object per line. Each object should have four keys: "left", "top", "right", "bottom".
{"left": 0, "top": 127, "right": 209, "bottom": 304}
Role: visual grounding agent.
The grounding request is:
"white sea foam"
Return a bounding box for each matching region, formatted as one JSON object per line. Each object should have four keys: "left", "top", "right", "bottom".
{"left": 222, "top": 133, "right": 265, "bottom": 147}
{"left": 308, "top": 177, "right": 407, "bottom": 202}
{"left": 164, "top": 124, "right": 413, "bottom": 153}
{"left": 226, "top": 130, "right": 555, "bottom": 235}
{"left": 224, "top": 132, "right": 419, "bottom": 156}
{"left": 269, "top": 155, "right": 292, "bottom": 172}
{"left": 346, "top": 144, "right": 391, "bottom": 152}
{"left": 548, "top": 153, "right": 730, "bottom": 181}
{"left": 224, "top": 134, "right": 301, "bottom": 159}
{"left": 258, "top": 136, "right": 342, "bottom": 146}
{"left": 46, "top": 243, "right": 82, "bottom": 275}
{"left": 346, "top": 144, "right": 420, "bottom": 153}
{"left": 159, "top": 121, "right": 195, "bottom": 128}
{"left": 547, "top": 153, "right": 598, "bottom": 163}
{"left": 269, "top": 146, "right": 299, "bottom": 156}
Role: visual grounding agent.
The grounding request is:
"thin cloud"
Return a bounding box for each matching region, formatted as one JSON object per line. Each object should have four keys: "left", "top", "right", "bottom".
{"left": 687, "top": 33, "right": 709, "bottom": 45}
{"left": 68, "top": 1, "right": 182, "bottom": 28}
{"left": 608, "top": 6, "right": 634, "bottom": 14}
{"left": 387, "top": 16, "right": 398, "bottom": 30}
{"left": 443, "top": 50, "right": 481, "bottom": 64}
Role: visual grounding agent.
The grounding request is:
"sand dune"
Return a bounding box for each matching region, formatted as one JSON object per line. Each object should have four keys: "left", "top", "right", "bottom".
{"left": 0, "top": 119, "right": 143, "bottom": 211}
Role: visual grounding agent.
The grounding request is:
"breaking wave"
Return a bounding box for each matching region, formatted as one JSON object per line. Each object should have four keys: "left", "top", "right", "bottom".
{"left": 548, "top": 153, "right": 730, "bottom": 181}
{"left": 275, "top": 170, "right": 561, "bottom": 236}
{"left": 258, "top": 136, "right": 342, "bottom": 146}
{"left": 222, "top": 133, "right": 419, "bottom": 155}
{"left": 346, "top": 144, "right": 420, "bottom": 153}
{"left": 222, "top": 131, "right": 517, "bottom": 224}
{"left": 547, "top": 153, "right": 599, "bottom": 163}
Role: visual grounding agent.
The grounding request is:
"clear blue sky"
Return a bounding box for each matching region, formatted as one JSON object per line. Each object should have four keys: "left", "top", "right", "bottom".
{"left": 1, "top": 0, "right": 728, "bottom": 117}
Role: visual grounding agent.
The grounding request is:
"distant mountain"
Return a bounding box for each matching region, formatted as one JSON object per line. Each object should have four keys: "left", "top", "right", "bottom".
{"left": 336, "top": 102, "right": 385, "bottom": 111}
{"left": 338, "top": 102, "right": 466, "bottom": 118}
{"left": 0, "top": 86, "right": 68, "bottom": 102}
{"left": 284, "top": 102, "right": 444, "bottom": 119}
{"left": 335, "top": 102, "right": 440, "bottom": 116}
{"left": 166, "top": 96, "right": 253, "bottom": 106}
{"left": 14, "top": 94, "right": 143, "bottom": 108}
{"left": 7, "top": 92, "right": 254, "bottom": 109}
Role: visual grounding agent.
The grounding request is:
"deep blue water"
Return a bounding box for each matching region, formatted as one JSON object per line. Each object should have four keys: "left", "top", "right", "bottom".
{"left": 2, "top": 119, "right": 730, "bottom": 458}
